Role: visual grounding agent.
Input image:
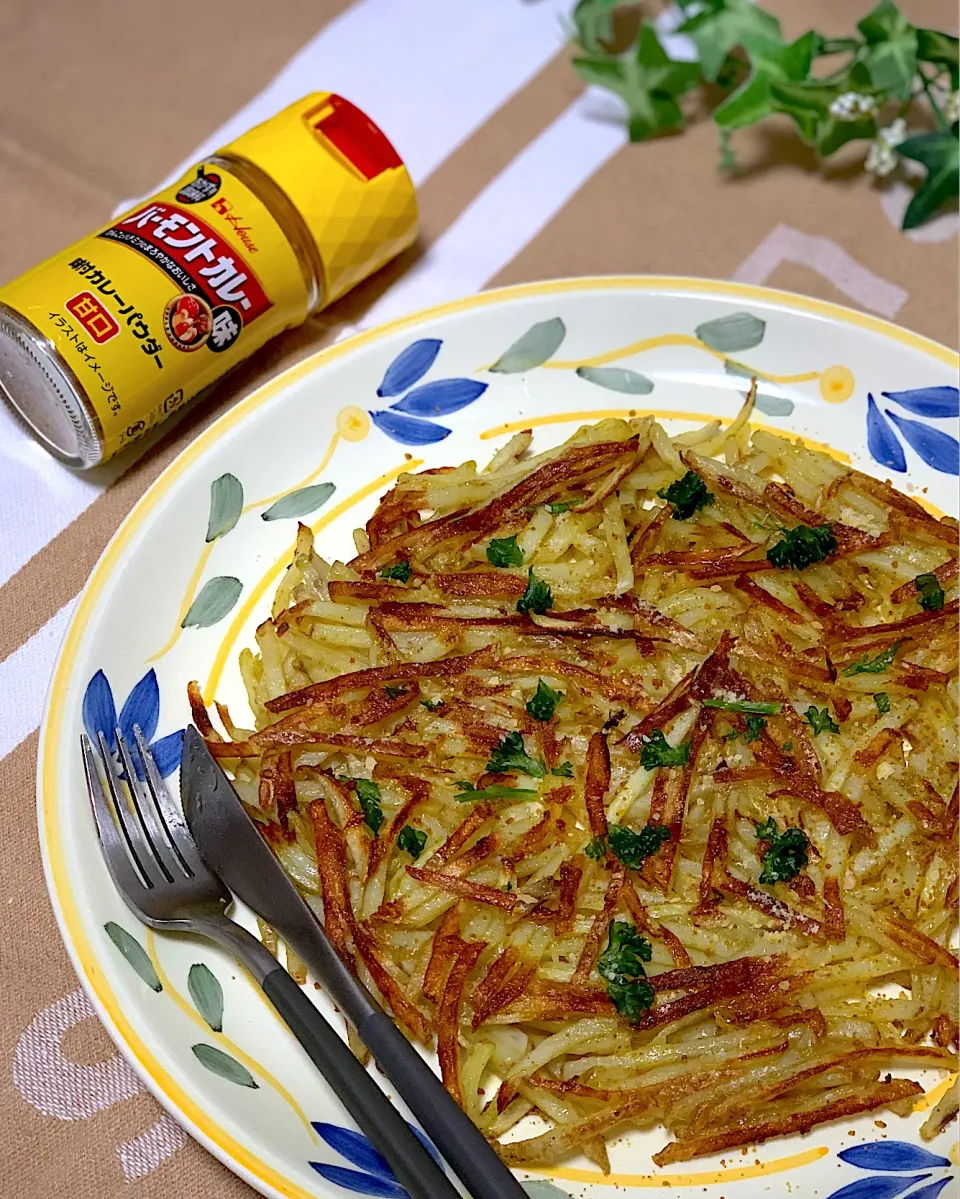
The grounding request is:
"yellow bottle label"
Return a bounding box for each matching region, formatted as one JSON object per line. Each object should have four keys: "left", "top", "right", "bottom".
{"left": 0, "top": 164, "right": 309, "bottom": 460}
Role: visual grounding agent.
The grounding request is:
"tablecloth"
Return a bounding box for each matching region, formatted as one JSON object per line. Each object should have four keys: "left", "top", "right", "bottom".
{"left": 1, "top": 1, "right": 956, "bottom": 1196}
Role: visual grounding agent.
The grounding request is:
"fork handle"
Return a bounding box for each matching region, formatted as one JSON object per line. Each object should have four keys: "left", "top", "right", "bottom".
{"left": 358, "top": 1012, "right": 530, "bottom": 1199}
{"left": 260, "top": 971, "right": 462, "bottom": 1199}
{"left": 200, "top": 919, "right": 461, "bottom": 1199}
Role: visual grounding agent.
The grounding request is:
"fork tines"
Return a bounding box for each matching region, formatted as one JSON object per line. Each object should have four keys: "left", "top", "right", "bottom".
{"left": 82, "top": 726, "right": 194, "bottom": 893}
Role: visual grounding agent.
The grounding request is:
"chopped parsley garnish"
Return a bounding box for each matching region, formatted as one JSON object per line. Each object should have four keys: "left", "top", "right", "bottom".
{"left": 658, "top": 471, "right": 714, "bottom": 520}
{"left": 744, "top": 714, "right": 767, "bottom": 742}
{"left": 755, "top": 817, "right": 810, "bottom": 885}
{"left": 639, "top": 729, "right": 691, "bottom": 770}
{"left": 767, "top": 523, "right": 837, "bottom": 571}
{"left": 455, "top": 781, "right": 538, "bottom": 802}
{"left": 702, "top": 698, "right": 781, "bottom": 715}
{"left": 585, "top": 836, "right": 607, "bottom": 860}
{"left": 782, "top": 741, "right": 793, "bottom": 752}
{"left": 597, "top": 920, "right": 655, "bottom": 1022}
{"left": 804, "top": 705, "right": 840, "bottom": 736}
{"left": 873, "top": 692, "right": 891, "bottom": 715}
{"left": 421, "top": 698, "right": 444, "bottom": 711}
{"left": 551, "top": 761, "right": 574, "bottom": 778}
{"left": 517, "top": 568, "right": 553, "bottom": 616}
{"left": 546, "top": 498, "right": 583, "bottom": 514}
{"left": 915, "top": 572, "right": 945, "bottom": 612}
{"left": 526, "top": 679, "right": 563, "bottom": 722}
{"left": 608, "top": 823, "right": 671, "bottom": 869}
{"left": 396, "top": 825, "right": 427, "bottom": 859}
{"left": 842, "top": 640, "right": 903, "bottom": 677}
{"left": 486, "top": 731, "right": 546, "bottom": 778}
{"left": 384, "top": 685, "right": 408, "bottom": 700}
{"left": 340, "top": 778, "right": 384, "bottom": 835}
{"left": 486, "top": 534, "right": 524, "bottom": 568}
{"left": 379, "top": 560, "right": 412, "bottom": 583}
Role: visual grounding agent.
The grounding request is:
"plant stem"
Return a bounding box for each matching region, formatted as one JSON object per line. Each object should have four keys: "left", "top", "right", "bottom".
{"left": 918, "top": 66, "right": 951, "bottom": 132}
{"left": 817, "top": 37, "right": 861, "bottom": 55}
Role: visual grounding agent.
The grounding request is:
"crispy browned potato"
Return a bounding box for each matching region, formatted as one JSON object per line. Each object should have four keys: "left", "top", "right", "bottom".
{"left": 202, "top": 405, "right": 958, "bottom": 1168}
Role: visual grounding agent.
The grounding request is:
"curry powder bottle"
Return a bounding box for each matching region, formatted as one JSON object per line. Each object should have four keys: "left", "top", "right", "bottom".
{"left": 0, "top": 93, "right": 417, "bottom": 467}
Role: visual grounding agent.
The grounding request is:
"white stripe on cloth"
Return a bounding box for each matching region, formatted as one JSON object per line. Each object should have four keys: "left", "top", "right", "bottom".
{"left": 0, "top": 597, "right": 77, "bottom": 760}
{"left": 1, "top": 5, "right": 695, "bottom": 764}
{"left": 114, "top": 0, "right": 573, "bottom": 210}
{"left": 0, "top": 0, "right": 571, "bottom": 596}
{"left": 358, "top": 89, "right": 626, "bottom": 330}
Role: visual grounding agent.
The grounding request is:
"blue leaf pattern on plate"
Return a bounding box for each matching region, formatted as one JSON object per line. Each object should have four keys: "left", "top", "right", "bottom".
{"left": 150, "top": 729, "right": 185, "bottom": 777}
{"left": 884, "top": 410, "right": 960, "bottom": 475}
{"left": 907, "top": 1181, "right": 954, "bottom": 1199}
{"left": 391, "top": 378, "right": 488, "bottom": 416}
{"left": 82, "top": 670, "right": 184, "bottom": 777}
{"left": 118, "top": 668, "right": 160, "bottom": 747}
{"left": 310, "top": 1122, "right": 443, "bottom": 1197}
{"left": 309, "top": 1163, "right": 407, "bottom": 1197}
{"left": 314, "top": 1124, "right": 395, "bottom": 1180}
{"left": 866, "top": 394, "right": 907, "bottom": 472}
{"left": 826, "top": 1175, "right": 930, "bottom": 1199}
{"left": 409, "top": 1125, "right": 442, "bottom": 1168}
{"left": 82, "top": 669, "right": 118, "bottom": 750}
{"left": 376, "top": 339, "right": 442, "bottom": 397}
{"left": 882, "top": 386, "right": 959, "bottom": 418}
{"left": 370, "top": 410, "right": 452, "bottom": 445}
{"left": 839, "top": 1144, "right": 952, "bottom": 1172}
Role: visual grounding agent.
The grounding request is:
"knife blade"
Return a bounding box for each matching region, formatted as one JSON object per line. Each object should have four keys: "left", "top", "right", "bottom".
{"left": 180, "top": 725, "right": 530, "bottom": 1199}
{"left": 179, "top": 725, "right": 377, "bottom": 1030}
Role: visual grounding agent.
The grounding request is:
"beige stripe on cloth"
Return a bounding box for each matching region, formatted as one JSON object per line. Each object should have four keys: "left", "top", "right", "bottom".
{"left": 2, "top": 2, "right": 956, "bottom": 1197}
{"left": 0, "top": 48, "right": 582, "bottom": 665}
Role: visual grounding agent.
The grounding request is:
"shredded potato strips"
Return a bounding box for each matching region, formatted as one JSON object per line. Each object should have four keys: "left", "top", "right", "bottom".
{"left": 202, "top": 413, "right": 958, "bottom": 1170}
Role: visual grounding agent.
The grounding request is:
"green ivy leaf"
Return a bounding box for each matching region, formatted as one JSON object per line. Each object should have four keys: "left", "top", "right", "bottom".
{"left": 104, "top": 922, "right": 162, "bottom": 992}
{"left": 714, "top": 31, "right": 817, "bottom": 133}
{"left": 572, "top": 0, "right": 636, "bottom": 55}
{"left": 575, "top": 365, "right": 654, "bottom": 394}
{"left": 490, "top": 317, "right": 566, "bottom": 373}
{"left": 917, "top": 28, "right": 959, "bottom": 87}
{"left": 182, "top": 576, "right": 243, "bottom": 629}
{"left": 188, "top": 963, "right": 224, "bottom": 1032}
{"left": 191, "top": 1043, "right": 258, "bottom": 1088}
{"left": 261, "top": 482, "right": 336, "bottom": 522}
{"left": 573, "top": 23, "right": 700, "bottom": 142}
{"left": 858, "top": 0, "right": 918, "bottom": 100}
{"left": 206, "top": 473, "right": 243, "bottom": 542}
{"left": 696, "top": 312, "right": 765, "bottom": 352}
{"left": 679, "top": 0, "right": 781, "bottom": 82}
{"left": 897, "top": 130, "right": 960, "bottom": 230}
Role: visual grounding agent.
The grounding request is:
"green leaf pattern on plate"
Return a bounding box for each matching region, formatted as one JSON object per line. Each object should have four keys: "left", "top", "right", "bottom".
{"left": 490, "top": 317, "right": 566, "bottom": 373}
{"left": 696, "top": 312, "right": 766, "bottom": 353}
{"left": 724, "top": 358, "right": 795, "bottom": 416}
{"left": 576, "top": 365, "right": 654, "bottom": 394}
{"left": 104, "top": 922, "right": 162, "bottom": 992}
{"left": 261, "top": 482, "right": 336, "bottom": 522}
{"left": 191, "top": 1043, "right": 259, "bottom": 1089}
{"left": 206, "top": 473, "right": 244, "bottom": 542}
{"left": 182, "top": 576, "right": 243, "bottom": 629}
{"left": 188, "top": 963, "right": 224, "bottom": 1032}
{"left": 521, "top": 1183, "right": 575, "bottom": 1199}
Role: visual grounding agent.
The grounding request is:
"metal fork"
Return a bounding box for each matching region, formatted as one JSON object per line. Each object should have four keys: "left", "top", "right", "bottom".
{"left": 82, "top": 726, "right": 462, "bottom": 1199}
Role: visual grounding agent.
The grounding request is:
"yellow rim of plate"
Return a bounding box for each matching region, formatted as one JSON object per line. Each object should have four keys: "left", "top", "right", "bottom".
{"left": 38, "top": 276, "right": 959, "bottom": 1198}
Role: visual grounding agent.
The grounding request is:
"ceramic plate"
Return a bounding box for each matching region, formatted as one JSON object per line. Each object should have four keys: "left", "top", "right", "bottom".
{"left": 38, "top": 278, "right": 959, "bottom": 1199}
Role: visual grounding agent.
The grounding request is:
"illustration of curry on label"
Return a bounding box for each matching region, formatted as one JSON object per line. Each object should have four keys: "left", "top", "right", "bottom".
{"left": 0, "top": 92, "right": 419, "bottom": 467}
{"left": 177, "top": 168, "right": 222, "bottom": 205}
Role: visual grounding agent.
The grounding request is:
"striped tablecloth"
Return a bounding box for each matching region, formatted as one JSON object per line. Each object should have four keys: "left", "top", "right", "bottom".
{"left": 2, "top": 1, "right": 956, "bottom": 1196}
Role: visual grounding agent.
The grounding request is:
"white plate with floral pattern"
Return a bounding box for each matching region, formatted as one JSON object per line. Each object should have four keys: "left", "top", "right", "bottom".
{"left": 38, "top": 278, "right": 959, "bottom": 1199}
